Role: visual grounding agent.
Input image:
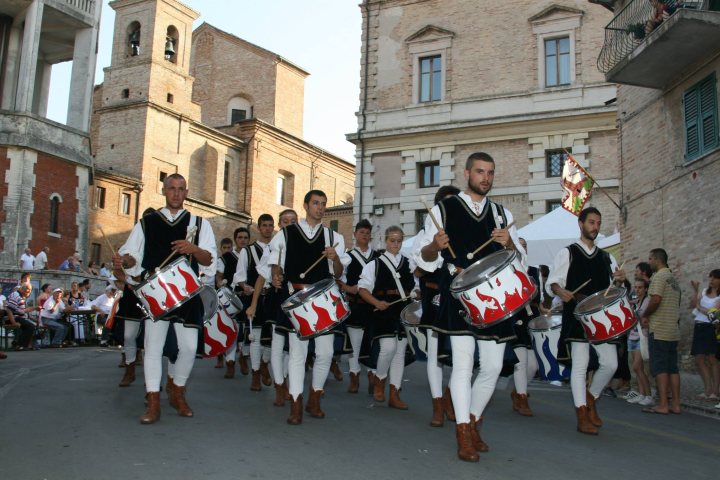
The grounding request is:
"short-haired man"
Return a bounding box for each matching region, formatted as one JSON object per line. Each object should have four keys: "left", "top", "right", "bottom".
{"left": 19, "top": 248, "right": 35, "bottom": 270}
{"left": 641, "top": 248, "right": 682, "bottom": 414}
{"left": 6, "top": 283, "right": 41, "bottom": 350}
{"left": 35, "top": 247, "right": 49, "bottom": 270}
{"left": 548, "top": 207, "right": 626, "bottom": 435}
{"left": 268, "top": 190, "right": 350, "bottom": 424}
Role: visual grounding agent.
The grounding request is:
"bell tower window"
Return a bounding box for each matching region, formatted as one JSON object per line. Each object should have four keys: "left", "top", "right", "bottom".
{"left": 165, "top": 26, "right": 178, "bottom": 63}
{"left": 127, "top": 22, "right": 141, "bottom": 57}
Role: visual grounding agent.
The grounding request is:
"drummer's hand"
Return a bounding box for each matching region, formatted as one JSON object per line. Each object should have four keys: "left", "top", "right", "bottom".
{"left": 539, "top": 304, "right": 552, "bottom": 315}
{"left": 375, "top": 301, "right": 390, "bottom": 311}
{"left": 241, "top": 284, "right": 254, "bottom": 296}
{"left": 171, "top": 239, "right": 198, "bottom": 256}
{"left": 411, "top": 289, "right": 421, "bottom": 300}
{"left": 491, "top": 227, "right": 512, "bottom": 248}
{"left": 557, "top": 288, "right": 575, "bottom": 303}
{"left": 640, "top": 316, "right": 650, "bottom": 329}
{"left": 431, "top": 229, "right": 450, "bottom": 252}
{"left": 324, "top": 246, "right": 338, "bottom": 261}
{"left": 246, "top": 304, "right": 256, "bottom": 320}
{"left": 612, "top": 267, "right": 626, "bottom": 283}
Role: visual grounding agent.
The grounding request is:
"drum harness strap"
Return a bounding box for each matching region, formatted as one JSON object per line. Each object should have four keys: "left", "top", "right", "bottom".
{"left": 378, "top": 253, "right": 408, "bottom": 301}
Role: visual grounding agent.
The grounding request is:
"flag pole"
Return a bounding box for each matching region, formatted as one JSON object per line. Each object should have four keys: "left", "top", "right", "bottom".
{"left": 562, "top": 149, "right": 621, "bottom": 211}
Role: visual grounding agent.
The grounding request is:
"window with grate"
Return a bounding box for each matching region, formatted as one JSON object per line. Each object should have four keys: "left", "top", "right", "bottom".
{"left": 415, "top": 210, "right": 428, "bottom": 232}
{"left": 546, "top": 150, "right": 567, "bottom": 178}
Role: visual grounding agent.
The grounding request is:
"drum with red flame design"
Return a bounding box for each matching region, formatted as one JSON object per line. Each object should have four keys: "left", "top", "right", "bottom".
{"left": 136, "top": 257, "right": 203, "bottom": 319}
{"left": 281, "top": 278, "right": 350, "bottom": 339}
{"left": 574, "top": 287, "right": 637, "bottom": 344}
{"left": 203, "top": 305, "right": 239, "bottom": 357}
{"left": 450, "top": 250, "right": 536, "bottom": 328}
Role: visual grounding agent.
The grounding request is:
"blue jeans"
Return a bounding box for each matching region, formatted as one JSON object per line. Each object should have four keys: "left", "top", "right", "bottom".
{"left": 43, "top": 319, "right": 67, "bottom": 345}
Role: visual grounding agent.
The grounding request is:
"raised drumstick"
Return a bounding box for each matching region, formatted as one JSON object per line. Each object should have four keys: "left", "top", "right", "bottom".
{"left": 570, "top": 279, "right": 592, "bottom": 296}
{"left": 603, "top": 261, "right": 626, "bottom": 297}
{"left": 466, "top": 221, "right": 516, "bottom": 260}
{"left": 299, "top": 243, "right": 339, "bottom": 280}
{"left": 420, "top": 197, "right": 456, "bottom": 259}
{"left": 95, "top": 224, "right": 117, "bottom": 256}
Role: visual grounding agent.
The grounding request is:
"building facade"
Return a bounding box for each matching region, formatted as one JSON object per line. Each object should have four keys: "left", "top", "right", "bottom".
{"left": 348, "top": 0, "right": 619, "bottom": 247}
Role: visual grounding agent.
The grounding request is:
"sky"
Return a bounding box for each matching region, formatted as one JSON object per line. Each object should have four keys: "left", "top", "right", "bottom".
{"left": 46, "top": 0, "right": 362, "bottom": 162}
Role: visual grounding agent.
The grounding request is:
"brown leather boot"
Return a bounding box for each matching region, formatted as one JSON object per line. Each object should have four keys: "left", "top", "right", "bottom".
{"left": 250, "top": 370, "right": 262, "bottom": 391}
{"left": 305, "top": 389, "right": 326, "bottom": 418}
{"left": 367, "top": 371, "right": 376, "bottom": 395}
{"left": 260, "top": 361, "right": 272, "bottom": 386}
{"left": 136, "top": 349, "right": 143, "bottom": 366}
{"left": 430, "top": 398, "right": 444, "bottom": 427}
{"left": 287, "top": 394, "right": 303, "bottom": 425}
{"left": 118, "top": 352, "right": 126, "bottom": 368}
{"left": 330, "top": 359, "right": 343, "bottom": 381}
{"left": 140, "top": 392, "right": 160, "bottom": 424}
{"left": 239, "top": 354, "right": 249, "bottom": 375}
{"left": 389, "top": 385, "right": 408, "bottom": 410}
{"left": 284, "top": 379, "right": 292, "bottom": 400}
{"left": 586, "top": 389, "right": 602, "bottom": 427}
{"left": 119, "top": 362, "right": 136, "bottom": 387}
{"left": 469, "top": 414, "right": 489, "bottom": 452}
{"left": 576, "top": 405, "right": 599, "bottom": 435}
{"left": 455, "top": 423, "right": 479, "bottom": 462}
{"left": 442, "top": 387, "right": 456, "bottom": 421}
{"left": 166, "top": 376, "right": 178, "bottom": 409}
{"left": 215, "top": 354, "right": 224, "bottom": 369}
{"left": 173, "top": 385, "right": 194, "bottom": 417}
{"left": 373, "top": 376, "right": 387, "bottom": 402}
{"left": 511, "top": 389, "right": 533, "bottom": 416}
{"left": 274, "top": 383, "right": 286, "bottom": 407}
{"left": 348, "top": 372, "right": 360, "bottom": 393}
{"left": 224, "top": 360, "right": 235, "bottom": 379}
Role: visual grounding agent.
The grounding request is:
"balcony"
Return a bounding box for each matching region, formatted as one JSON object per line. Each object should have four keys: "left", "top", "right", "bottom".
{"left": 597, "top": 0, "right": 720, "bottom": 89}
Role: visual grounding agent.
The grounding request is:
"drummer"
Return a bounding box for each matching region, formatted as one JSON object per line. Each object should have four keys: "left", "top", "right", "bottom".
{"left": 232, "top": 214, "right": 274, "bottom": 389}
{"left": 358, "top": 225, "right": 418, "bottom": 409}
{"left": 114, "top": 173, "right": 217, "bottom": 424}
{"left": 414, "top": 152, "right": 524, "bottom": 462}
{"left": 267, "top": 190, "right": 350, "bottom": 425}
{"left": 547, "top": 206, "right": 626, "bottom": 435}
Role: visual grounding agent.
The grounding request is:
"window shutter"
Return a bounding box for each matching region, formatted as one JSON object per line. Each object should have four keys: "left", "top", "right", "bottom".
{"left": 684, "top": 87, "right": 699, "bottom": 159}
{"left": 699, "top": 77, "right": 718, "bottom": 152}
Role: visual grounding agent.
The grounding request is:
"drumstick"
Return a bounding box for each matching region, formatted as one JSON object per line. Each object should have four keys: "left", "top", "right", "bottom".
{"left": 247, "top": 316, "right": 254, "bottom": 341}
{"left": 275, "top": 246, "right": 284, "bottom": 292}
{"left": 603, "top": 261, "right": 626, "bottom": 297}
{"left": 299, "top": 243, "right": 339, "bottom": 280}
{"left": 95, "top": 224, "right": 117, "bottom": 256}
{"left": 373, "top": 296, "right": 411, "bottom": 312}
{"left": 157, "top": 225, "right": 198, "bottom": 271}
{"left": 570, "top": 279, "right": 592, "bottom": 296}
{"left": 466, "top": 221, "right": 516, "bottom": 260}
{"left": 421, "top": 197, "right": 456, "bottom": 259}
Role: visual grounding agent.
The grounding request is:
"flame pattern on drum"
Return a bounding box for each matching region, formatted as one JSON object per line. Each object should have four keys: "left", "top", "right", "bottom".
{"left": 577, "top": 298, "right": 636, "bottom": 343}
{"left": 204, "top": 308, "right": 238, "bottom": 358}
{"left": 139, "top": 261, "right": 201, "bottom": 317}
{"left": 459, "top": 269, "right": 536, "bottom": 327}
{"left": 290, "top": 292, "right": 348, "bottom": 338}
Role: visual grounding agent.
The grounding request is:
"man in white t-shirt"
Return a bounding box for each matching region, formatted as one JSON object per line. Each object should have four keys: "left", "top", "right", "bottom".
{"left": 91, "top": 285, "right": 118, "bottom": 347}
{"left": 35, "top": 247, "right": 49, "bottom": 270}
{"left": 40, "top": 288, "right": 70, "bottom": 347}
{"left": 19, "top": 248, "right": 35, "bottom": 270}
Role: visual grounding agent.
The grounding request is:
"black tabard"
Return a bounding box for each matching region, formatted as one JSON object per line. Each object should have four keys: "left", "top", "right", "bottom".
{"left": 436, "top": 195, "right": 515, "bottom": 342}
{"left": 283, "top": 224, "right": 334, "bottom": 284}
{"left": 238, "top": 242, "right": 266, "bottom": 326}
{"left": 368, "top": 254, "right": 416, "bottom": 339}
{"left": 221, "top": 250, "right": 240, "bottom": 286}
{"left": 345, "top": 248, "right": 378, "bottom": 329}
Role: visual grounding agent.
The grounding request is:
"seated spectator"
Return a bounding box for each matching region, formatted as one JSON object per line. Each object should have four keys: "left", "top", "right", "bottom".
{"left": 91, "top": 285, "right": 118, "bottom": 347}
{"left": 689, "top": 269, "right": 720, "bottom": 401}
{"left": 37, "top": 283, "right": 52, "bottom": 308}
{"left": 1, "top": 293, "right": 14, "bottom": 358}
{"left": 99, "top": 263, "right": 111, "bottom": 278}
{"left": 6, "top": 284, "right": 41, "bottom": 351}
{"left": 86, "top": 261, "right": 100, "bottom": 276}
{"left": 58, "top": 256, "right": 74, "bottom": 271}
{"left": 40, "top": 288, "right": 70, "bottom": 348}
{"left": 19, "top": 247, "right": 35, "bottom": 270}
{"left": 65, "top": 282, "right": 89, "bottom": 343}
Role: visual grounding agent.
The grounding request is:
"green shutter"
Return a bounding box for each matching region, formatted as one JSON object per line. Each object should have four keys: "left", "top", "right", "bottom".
{"left": 699, "top": 76, "right": 718, "bottom": 152}
{"left": 685, "top": 74, "right": 718, "bottom": 161}
{"left": 684, "top": 86, "right": 700, "bottom": 160}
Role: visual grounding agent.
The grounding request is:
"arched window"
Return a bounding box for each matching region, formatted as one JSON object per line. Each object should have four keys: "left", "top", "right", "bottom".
{"left": 127, "top": 21, "right": 141, "bottom": 56}
{"left": 227, "top": 96, "right": 253, "bottom": 124}
{"left": 165, "top": 25, "right": 178, "bottom": 63}
{"left": 49, "top": 193, "right": 62, "bottom": 233}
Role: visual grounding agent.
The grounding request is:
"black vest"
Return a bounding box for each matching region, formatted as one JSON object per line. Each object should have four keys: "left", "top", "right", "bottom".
{"left": 346, "top": 248, "right": 377, "bottom": 286}
{"left": 562, "top": 243, "right": 612, "bottom": 323}
{"left": 243, "top": 243, "right": 264, "bottom": 289}
{"left": 221, "top": 250, "right": 240, "bottom": 285}
{"left": 373, "top": 254, "right": 415, "bottom": 300}
{"left": 140, "top": 210, "right": 201, "bottom": 275}
{"left": 116, "top": 284, "right": 144, "bottom": 321}
{"left": 283, "top": 224, "right": 334, "bottom": 284}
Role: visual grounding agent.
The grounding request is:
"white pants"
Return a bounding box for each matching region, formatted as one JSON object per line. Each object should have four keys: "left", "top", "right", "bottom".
{"left": 143, "top": 320, "right": 197, "bottom": 391}
{"left": 512, "top": 346, "right": 539, "bottom": 395}
{"left": 123, "top": 321, "right": 141, "bottom": 364}
{"left": 347, "top": 327, "right": 364, "bottom": 374}
{"left": 375, "top": 336, "right": 408, "bottom": 389}
{"left": 225, "top": 340, "right": 238, "bottom": 363}
{"left": 426, "top": 330, "right": 444, "bottom": 398}
{"left": 271, "top": 326, "right": 289, "bottom": 384}
{"left": 249, "top": 327, "right": 262, "bottom": 371}
{"left": 570, "top": 342, "right": 618, "bottom": 407}
{"left": 449, "top": 336, "right": 506, "bottom": 424}
{"left": 288, "top": 333, "right": 333, "bottom": 399}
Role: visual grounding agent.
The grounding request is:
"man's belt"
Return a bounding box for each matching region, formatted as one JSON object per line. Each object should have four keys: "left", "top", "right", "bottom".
{"left": 424, "top": 282, "right": 439, "bottom": 290}
{"left": 375, "top": 289, "right": 400, "bottom": 296}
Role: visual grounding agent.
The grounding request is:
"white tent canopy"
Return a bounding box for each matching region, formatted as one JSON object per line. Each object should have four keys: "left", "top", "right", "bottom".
{"left": 518, "top": 208, "right": 587, "bottom": 267}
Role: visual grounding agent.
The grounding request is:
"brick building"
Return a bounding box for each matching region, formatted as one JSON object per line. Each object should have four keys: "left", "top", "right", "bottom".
{"left": 348, "top": 0, "right": 619, "bottom": 247}
{"left": 0, "top": 0, "right": 101, "bottom": 267}
{"left": 595, "top": 0, "right": 720, "bottom": 349}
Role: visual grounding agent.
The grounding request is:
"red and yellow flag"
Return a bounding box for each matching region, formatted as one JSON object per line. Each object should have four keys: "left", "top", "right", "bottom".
{"left": 561, "top": 154, "right": 594, "bottom": 216}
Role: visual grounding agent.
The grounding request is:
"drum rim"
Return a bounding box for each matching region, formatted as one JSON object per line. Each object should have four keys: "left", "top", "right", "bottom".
{"left": 400, "top": 301, "right": 422, "bottom": 326}
{"left": 137, "top": 276, "right": 206, "bottom": 320}
{"left": 527, "top": 314, "right": 562, "bottom": 332}
{"left": 573, "top": 286, "right": 627, "bottom": 317}
{"left": 138, "top": 256, "right": 193, "bottom": 287}
{"left": 449, "top": 249, "right": 516, "bottom": 293}
{"left": 217, "top": 285, "right": 244, "bottom": 311}
{"left": 281, "top": 277, "right": 337, "bottom": 311}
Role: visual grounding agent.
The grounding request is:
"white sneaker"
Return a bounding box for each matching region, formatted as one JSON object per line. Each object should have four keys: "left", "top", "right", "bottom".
{"left": 624, "top": 390, "right": 641, "bottom": 402}
{"left": 714, "top": 402, "right": 720, "bottom": 409}
{"left": 628, "top": 393, "right": 645, "bottom": 404}
{"left": 638, "top": 395, "right": 655, "bottom": 406}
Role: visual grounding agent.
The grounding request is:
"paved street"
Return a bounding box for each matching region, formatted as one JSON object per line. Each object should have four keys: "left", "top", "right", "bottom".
{"left": 1, "top": 347, "right": 719, "bottom": 480}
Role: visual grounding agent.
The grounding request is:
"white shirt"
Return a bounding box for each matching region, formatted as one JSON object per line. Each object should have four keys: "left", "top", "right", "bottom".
{"left": 35, "top": 251, "right": 48, "bottom": 270}
{"left": 358, "top": 251, "right": 418, "bottom": 293}
{"left": 232, "top": 241, "right": 269, "bottom": 287}
{"left": 412, "top": 192, "right": 526, "bottom": 272}
{"left": 41, "top": 297, "right": 66, "bottom": 321}
{"left": 119, "top": 207, "right": 217, "bottom": 281}
{"left": 19, "top": 253, "right": 35, "bottom": 270}
{"left": 545, "top": 239, "right": 619, "bottom": 296}
{"left": 99, "top": 266, "right": 111, "bottom": 277}
{"left": 266, "top": 219, "right": 350, "bottom": 274}
{"left": 91, "top": 293, "right": 116, "bottom": 315}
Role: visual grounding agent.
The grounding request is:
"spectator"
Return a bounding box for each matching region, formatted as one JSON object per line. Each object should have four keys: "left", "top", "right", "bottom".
{"left": 78, "top": 279, "right": 91, "bottom": 302}
{"left": 35, "top": 247, "right": 49, "bottom": 270}
{"left": 99, "top": 263, "right": 111, "bottom": 278}
{"left": 624, "top": 279, "right": 653, "bottom": 406}
{"left": 635, "top": 262, "right": 652, "bottom": 282}
{"left": 641, "top": 248, "right": 682, "bottom": 415}
{"left": 19, "top": 247, "right": 35, "bottom": 270}
{"left": 90, "top": 284, "right": 118, "bottom": 347}
{"left": 0, "top": 293, "right": 16, "bottom": 359}
{"left": 6, "top": 283, "right": 41, "bottom": 351}
{"left": 36, "top": 284, "right": 53, "bottom": 309}
{"left": 58, "top": 256, "right": 74, "bottom": 271}
{"left": 689, "top": 269, "right": 720, "bottom": 401}
{"left": 86, "top": 261, "right": 100, "bottom": 276}
{"left": 40, "top": 288, "right": 70, "bottom": 348}
{"left": 65, "top": 281, "right": 88, "bottom": 343}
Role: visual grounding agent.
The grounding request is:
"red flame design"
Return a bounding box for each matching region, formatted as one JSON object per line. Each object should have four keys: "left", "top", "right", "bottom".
{"left": 142, "top": 292, "right": 164, "bottom": 317}
{"left": 460, "top": 294, "right": 483, "bottom": 325}
{"left": 311, "top": 303, "right": 336, "bottom": 332}
{"left": 157, "top": 276, "right": 182, "bottom": 308}
{"left": 178, "top": 265, "right": 199, "bottom": 292}
{"left": 204, "top": 311, "right": 238, "bottom": 357}
{"left": 605, "top": 308, "right": 622, "bottom": 335}
{"left": 496, "top": 277, "right": 501, "bottom": 287}
{"left": 475, "top": 290, "right": 506, "bottom": 323}
{"left": 329, "top": 292, "right": 348, "bottom": 320}
{"left": 515, "top": 270, "right": 536, "bottom": 298}
{"left": 619, "top": 303, "right": 635, "bottom": 325}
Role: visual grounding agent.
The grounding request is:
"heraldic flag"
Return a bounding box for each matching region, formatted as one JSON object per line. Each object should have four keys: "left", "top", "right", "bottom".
{"left": 560, "top": 154, "right": 594, "bottom": 216}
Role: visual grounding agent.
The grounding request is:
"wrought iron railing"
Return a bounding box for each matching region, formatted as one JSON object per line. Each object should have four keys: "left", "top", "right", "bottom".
{"left": 597, "top": 0, "right": 707, "bottom": 74}
{"left": 64, "top": 0, "right": 96, "bottom": 16}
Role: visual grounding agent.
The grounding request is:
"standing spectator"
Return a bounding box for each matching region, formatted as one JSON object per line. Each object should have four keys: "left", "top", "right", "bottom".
{"left": 99, "top": 263, "right": 111, "bottom": 278}
{"left": 90, "top": 285, "right": 117, "bottom": 347}
{"left": 6, "top": 284, "right": 41, "bottom": 350}
{"left": 40, "top": 288, "right": 70, "bottom": 348}
{"left": 689, "top": 269, "right": 720, "bottom": 400}
{"left": 625, "top": 279, "right": 654, "bottom": 406}
{"left": 35, "top": 247, "right": 49, "bottom": 270}
{"left": 19, "top": 247, "right": 35, "bottom": 270}
{"left": 641, "top": 248, "right": 682, "bottom": 415}
{"left": 635, "top": 262, "right": 652, "bottom": 282}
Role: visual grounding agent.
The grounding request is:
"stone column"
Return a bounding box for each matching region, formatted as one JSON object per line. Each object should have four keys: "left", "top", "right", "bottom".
{"left": 34, "top": 59, "right": 52, "bottom": 117}
{"left": 15, "top": 0, "right": 44, "bottom": 113}
{"left": 67, "top": 27, "right": 98, "bottom": 131}
{"left": 1, "top": 25, "right": 22, "bottom": 110}
{"left": 0, "top": 148, "right": 37, "bottom": 266}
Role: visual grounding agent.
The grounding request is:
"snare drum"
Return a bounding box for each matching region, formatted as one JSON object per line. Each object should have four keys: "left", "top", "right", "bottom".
{"left": 574, "top": 287, "right": 637, "bottom": 344}
{"left": 281, "top": 278, "right": 350, "bottom": 339}
{"left": 450, "top": 250, "right": 537, "bottom": 328}
{"left": 400, "top": 301, "right": 422, "bottom": 327}
{"left": 203, "top": 305, "right": 239, "bottom": 358}
{"left": 136, "top": 257, "right": 203, "bottom": 319}
{"left": 400, "top": 301, "right": 428, "bottom": 361}
{"left": 217, "top": 286, "right": 244, "bottom": 317}
{"left": 528, "top": 312, "right": 569, "bottom": 381}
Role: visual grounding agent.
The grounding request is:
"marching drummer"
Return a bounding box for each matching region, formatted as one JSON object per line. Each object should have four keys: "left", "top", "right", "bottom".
{"left": 114, "top": 173, "right": 217, "bottom": 425}
{"left": 267, "top": 190, "right": 350, "bottom": 425}
{"left": 414, "top": 152, "right": 525, "bottom": 462}
{"left": 547, "top": 206, "right": 627, "bottom": 435}
{"left": 358, "top": 225, "right": 418, "bottom": 410}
